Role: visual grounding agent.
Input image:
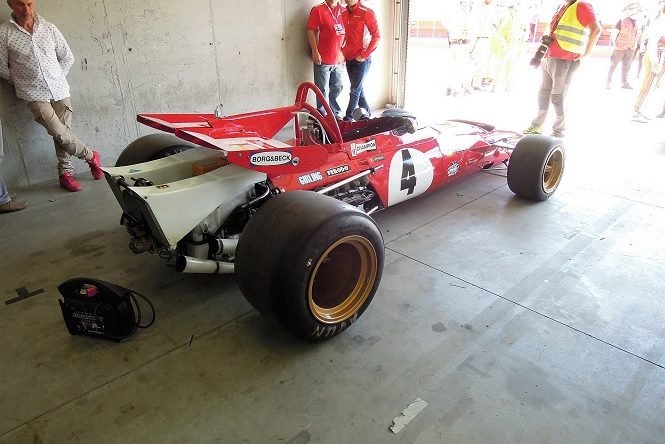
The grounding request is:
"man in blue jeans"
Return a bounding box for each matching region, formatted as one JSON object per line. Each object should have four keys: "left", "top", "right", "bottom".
{"left": 307, "top": 0, "right": 346, "bottom": 119}
{"left": 0, "top": 119, "right": 27, "bottom": 213}
{"left": 342, "top": 0, "right": 380, "bottom": 120}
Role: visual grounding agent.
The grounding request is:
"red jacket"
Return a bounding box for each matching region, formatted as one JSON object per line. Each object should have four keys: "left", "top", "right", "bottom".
{"left": 341, "top": 1, "right": 380, "bottom": 61}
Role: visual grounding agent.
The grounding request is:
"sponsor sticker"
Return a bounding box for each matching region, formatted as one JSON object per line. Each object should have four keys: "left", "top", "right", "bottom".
{"left": 447, "top": 162, "right": 460, "bottom": 177}
{"left": 298, "top": 171, "right": 323, "bottom": 185}
{"left": 370, "top": 154, "right": 386, "bottom": 163}
{"left": 249, "top": 151, "right": 292, "bottom": 166}
{"left": 350, "top": 139, "right": 377, "bottom": 157}
{"left": 326, "top": 164, "right": 350, "bottom": 177}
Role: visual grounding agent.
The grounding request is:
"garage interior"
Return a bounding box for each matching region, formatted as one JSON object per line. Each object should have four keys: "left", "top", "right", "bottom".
{"left": 1, "top": 0, "right": 664, "bottom": 442}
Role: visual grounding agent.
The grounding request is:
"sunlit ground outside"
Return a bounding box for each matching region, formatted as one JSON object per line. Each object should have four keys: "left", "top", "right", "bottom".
{"left": 403, "top": 39, "right": 665, "bottom": 209}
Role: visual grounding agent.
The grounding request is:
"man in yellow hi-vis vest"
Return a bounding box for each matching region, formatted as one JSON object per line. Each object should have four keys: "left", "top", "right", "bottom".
{"left": 523, "top": 0, "right": 601, "bottom": 138}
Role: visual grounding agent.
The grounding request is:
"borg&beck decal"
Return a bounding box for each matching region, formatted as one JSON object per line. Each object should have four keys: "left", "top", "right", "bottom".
{"left": 298, "top": 171, "right": 323, "bottom": 185}
{"left": 326, "top": 165, "right": 350, "bottom": 177}
{"left": 249, "top": 151, "right": 292, "bottom": 166}
{"left": 350, "top": 139, "right": 377, "bottom": 157}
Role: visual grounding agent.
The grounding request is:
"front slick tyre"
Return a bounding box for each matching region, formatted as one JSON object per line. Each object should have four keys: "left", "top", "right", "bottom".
{"left": 235, "top": 191, "right": 384, "bottom": 341}
{"left": 507, "top": 134, "right": 565, "bottom": 201}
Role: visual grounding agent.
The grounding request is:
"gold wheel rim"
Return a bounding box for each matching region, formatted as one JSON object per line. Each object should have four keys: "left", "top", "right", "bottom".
{"left": 308, "top": 235, "right": 378, "bottom": 324}
{"left": 543, "top": 147, "right": 564, "bottom": 193}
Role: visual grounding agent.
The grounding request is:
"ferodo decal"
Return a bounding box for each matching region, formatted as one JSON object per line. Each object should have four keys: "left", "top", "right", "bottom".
{"left": 387, "top": 148, "right": 434, "bottom": 206}
{"left": 350, "top": 139, "right": 377, "bottom": 157}
{"left": 326, "top": 165, "right": 350, "bottom": 177}
{"left": 447, "top": 162, "right": 460, "bottom": 177}
{"left": 298, "top": 171, "right": 323, "bottom": 185}
{"left": 249, "top": 151, "right": 292, "bottom": 166}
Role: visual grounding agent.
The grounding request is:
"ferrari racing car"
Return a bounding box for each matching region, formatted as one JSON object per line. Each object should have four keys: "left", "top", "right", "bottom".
{"left": 102, "top": 82, "right": 565, "bottom": 340}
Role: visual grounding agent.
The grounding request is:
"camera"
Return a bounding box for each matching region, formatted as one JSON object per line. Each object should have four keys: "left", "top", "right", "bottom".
{"left": 529, "top": 35, "right": 554, "bottom": 68}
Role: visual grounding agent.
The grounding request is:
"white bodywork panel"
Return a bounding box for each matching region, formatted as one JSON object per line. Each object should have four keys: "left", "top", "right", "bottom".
{"left": 103, "top": 147, "right": 266, "bottom": 249}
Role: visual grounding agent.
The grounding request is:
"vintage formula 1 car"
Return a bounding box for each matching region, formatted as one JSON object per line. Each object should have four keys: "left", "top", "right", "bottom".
{"left": 102, "top": 82, "right": 565, "bottom": 340}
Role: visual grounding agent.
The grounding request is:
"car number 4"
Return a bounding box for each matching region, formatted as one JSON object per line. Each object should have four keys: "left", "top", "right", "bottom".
{"left": 388, "top": 148, "right": 434, "bottom": 206}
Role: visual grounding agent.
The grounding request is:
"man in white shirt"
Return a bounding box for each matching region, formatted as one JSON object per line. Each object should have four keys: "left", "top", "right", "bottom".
{"left": 0, "top": 0, "right": 102, "bottom": 192}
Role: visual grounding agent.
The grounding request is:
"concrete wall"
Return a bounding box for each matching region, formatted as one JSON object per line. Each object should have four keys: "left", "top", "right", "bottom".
{"left": 0, "top": 0, "right": 394, "bottom": 187}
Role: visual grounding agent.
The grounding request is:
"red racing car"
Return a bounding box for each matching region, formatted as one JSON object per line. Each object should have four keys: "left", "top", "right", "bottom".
{"left": 102, "top": 82, "right": 565, "bottom": 340}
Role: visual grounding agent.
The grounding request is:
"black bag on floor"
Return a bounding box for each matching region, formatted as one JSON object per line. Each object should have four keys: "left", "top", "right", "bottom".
{"left": 58, "top": 278, "right": 155, "bottom": 342}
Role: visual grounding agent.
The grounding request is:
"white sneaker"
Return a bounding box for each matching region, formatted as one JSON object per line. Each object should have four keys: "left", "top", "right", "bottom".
{"left": 631, "top": 112, "right": 648, "bottom": 123}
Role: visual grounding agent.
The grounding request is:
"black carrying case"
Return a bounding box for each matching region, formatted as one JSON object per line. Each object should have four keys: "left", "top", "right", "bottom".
{"left": 58, "top": 278, "right": 139, "bottom": 342}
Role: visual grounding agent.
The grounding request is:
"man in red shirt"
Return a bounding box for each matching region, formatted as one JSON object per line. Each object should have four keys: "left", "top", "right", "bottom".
{"left": 342, "top": 0, "right": 380, "bottom": 120}
{"left": 308, "top": 0, "right": 346, "bottom": 119}
{"left": 524, "top": 0, "right": 601, "bottom": 138}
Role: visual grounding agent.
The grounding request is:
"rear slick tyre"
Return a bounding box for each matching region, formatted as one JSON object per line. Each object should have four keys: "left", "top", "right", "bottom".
{"left": 507, "top": 135, "right": 565, "bottom": 201}
{"left": 115, "top": 133, "right": 196, "bottom": 167}
{"left": 235, "top": 191, "right": 384, "bottom": 341}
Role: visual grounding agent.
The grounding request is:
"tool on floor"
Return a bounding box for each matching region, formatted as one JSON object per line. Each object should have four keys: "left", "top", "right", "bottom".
{"left": 58, "top": 278, "right": 155, "bottom": 342}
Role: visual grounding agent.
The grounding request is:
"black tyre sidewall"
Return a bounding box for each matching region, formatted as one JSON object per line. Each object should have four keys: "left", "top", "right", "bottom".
{"left": 235, "top": 191, "right": 384, "bottom": 341}
{"left": 507, "top": 135, "right": 564, "bottom": 201}
{"left": 275, "top": 213, "right": 384, "bottom": 340}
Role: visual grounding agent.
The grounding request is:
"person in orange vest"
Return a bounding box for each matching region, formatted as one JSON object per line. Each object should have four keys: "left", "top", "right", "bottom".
{"left": 606, "top": 2, "right": 642, "bottom": 90}
{"left": 341, "top": 0, "right": 380, "bottom": 120}
{"left": 523, "top": 0, "right": 601, "bottom": 138}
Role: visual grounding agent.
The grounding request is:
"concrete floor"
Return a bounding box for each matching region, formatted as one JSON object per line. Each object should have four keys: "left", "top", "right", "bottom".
{"left": 2, "top": 54, "right": 665, "bottom": 442}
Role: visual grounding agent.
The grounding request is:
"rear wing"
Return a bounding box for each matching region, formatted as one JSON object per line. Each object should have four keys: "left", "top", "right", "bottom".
{"left": 136, "top": 83, "right": 343, "bottom": 175}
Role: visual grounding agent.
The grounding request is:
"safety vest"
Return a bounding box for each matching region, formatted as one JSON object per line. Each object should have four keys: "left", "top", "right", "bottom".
{"left": 552, "top": 3, "right": 589, "bottom": 55}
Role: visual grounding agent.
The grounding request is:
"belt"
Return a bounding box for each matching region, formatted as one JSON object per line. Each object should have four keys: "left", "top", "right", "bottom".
{"left": 449, "top": 39, "right": 469, "bottom": 45}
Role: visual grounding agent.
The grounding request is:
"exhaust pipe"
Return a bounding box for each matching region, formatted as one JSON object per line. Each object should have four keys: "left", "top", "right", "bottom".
{"left": 208, "top": 238, "right": 238, "bottom": 256}
{"left": 175, "top": 256, "right": 234, "bottom": 274}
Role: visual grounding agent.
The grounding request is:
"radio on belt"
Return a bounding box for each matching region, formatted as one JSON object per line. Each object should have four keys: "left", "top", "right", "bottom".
{"left": 58, "top": 278, "right": 154, "bottom": 342}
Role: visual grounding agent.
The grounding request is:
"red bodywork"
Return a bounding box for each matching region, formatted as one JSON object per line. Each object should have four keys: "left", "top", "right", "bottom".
{"left": 137, "top": 82, "right": 520, "bottom": 210}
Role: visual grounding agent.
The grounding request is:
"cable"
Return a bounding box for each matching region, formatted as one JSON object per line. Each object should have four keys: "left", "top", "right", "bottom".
{"left": 88, "top": 287, "right": 156, "bottom": 340}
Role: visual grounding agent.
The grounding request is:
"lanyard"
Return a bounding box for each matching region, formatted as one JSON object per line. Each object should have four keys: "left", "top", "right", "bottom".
{"left": 326, "top": 2, "right": 341, "bottom": 23}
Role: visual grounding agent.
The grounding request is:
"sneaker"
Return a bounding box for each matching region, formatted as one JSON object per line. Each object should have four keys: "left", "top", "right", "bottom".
{"left": 59, "top": 173, "right": 82, "bottom": 192}
{"left": 631, "top": 112, "right": 649, "bottom": 123}
{"left": 621, "top": 82, "right": 633, "bottom": 89}
{"left": 523, "top": 125, "right": 542, "bottom": 135}
{"left": 657, "top": 112, "right": 665, "bottom": 119}
{"left": 606, "top": 82, "right": 611, "bottom": 90}
{"left": 87, "top": 150, "right": 103, "bottom": 180}
{"left": 0, "top": 199, "right": 27, "bottom": 213}
{"left": 551, "top": 131, "right": 565, "bottom": 138}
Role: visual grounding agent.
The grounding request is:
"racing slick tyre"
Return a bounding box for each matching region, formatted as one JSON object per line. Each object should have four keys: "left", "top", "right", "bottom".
{"left": 115, "top": 133, "right": 196, "bottom": 166}
{"left": 507, "top": 135, "right": 565, "bottom": 201}
{"left": 235, "top": 191, "right": 384, "bottom": 341}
